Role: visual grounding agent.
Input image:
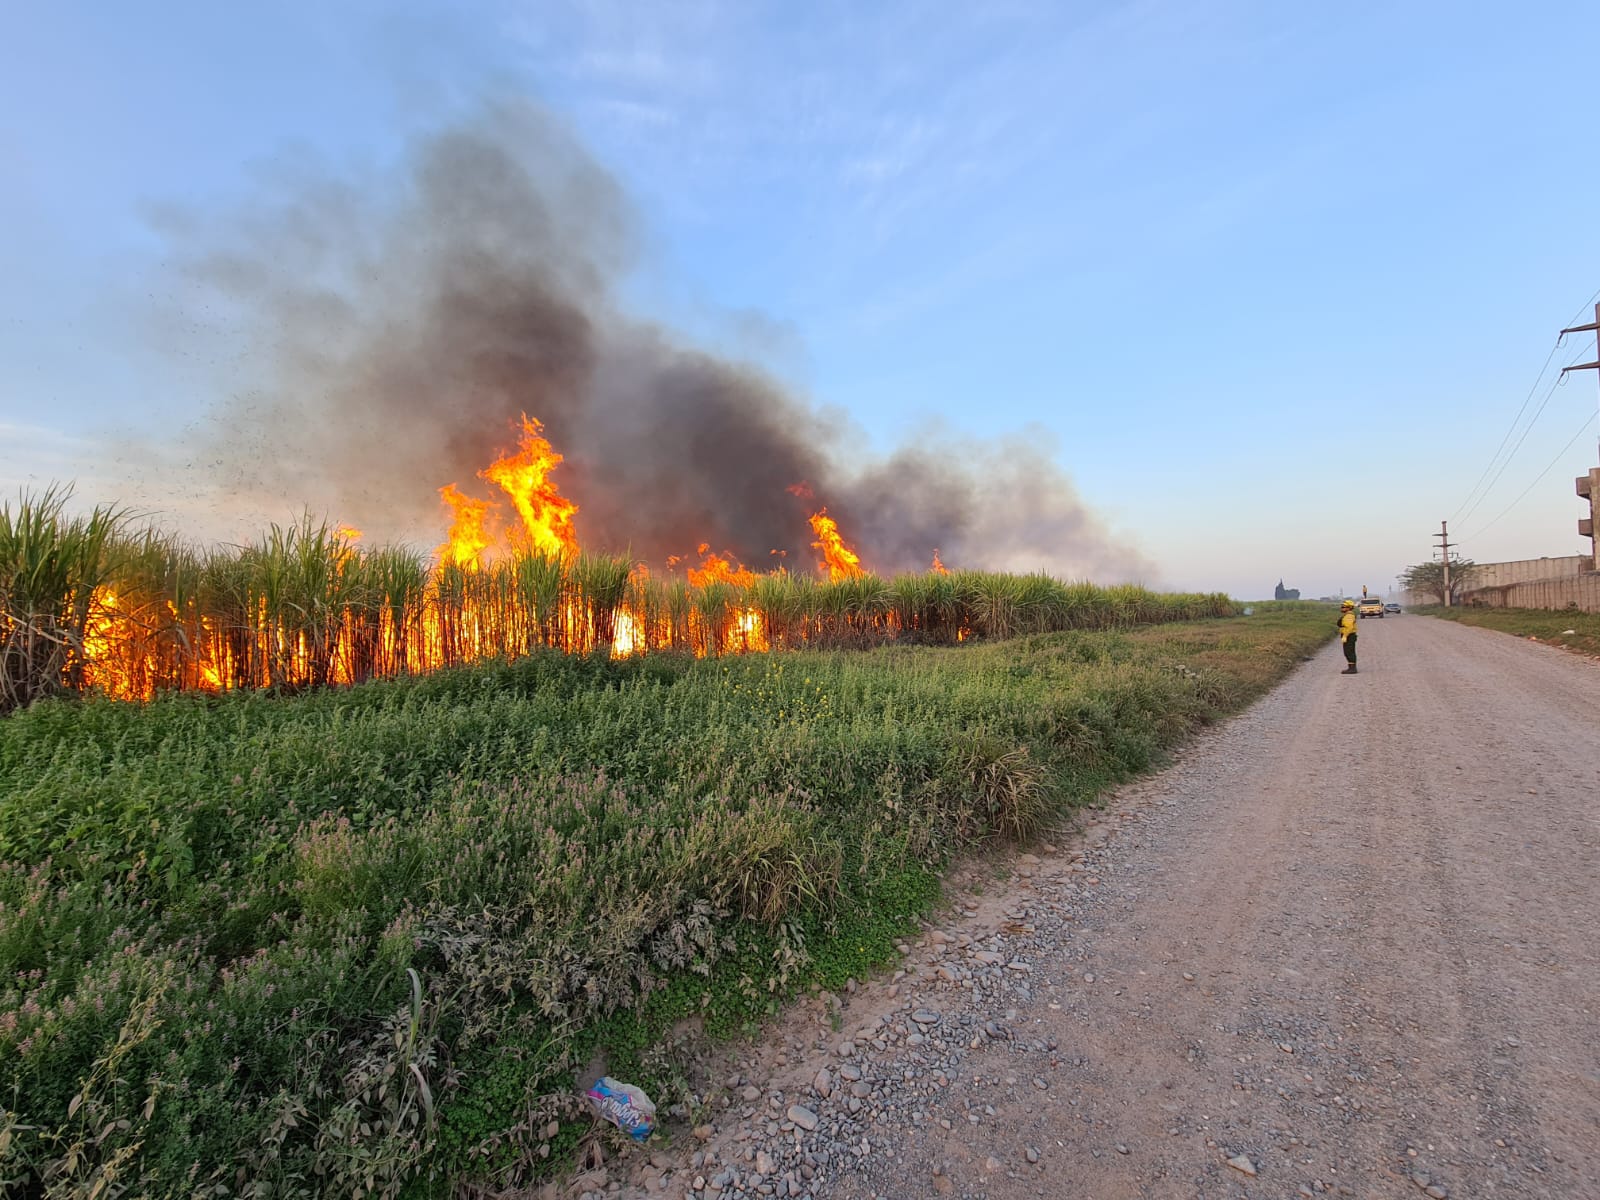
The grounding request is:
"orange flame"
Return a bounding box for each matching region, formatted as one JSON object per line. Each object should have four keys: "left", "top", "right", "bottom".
{"left": 808, "top": 508, "right": 863, "bottom": 581}
{"left": 931, "top": 550, "right": 949, "bottom": 576}
{"left": 613, "top": 609, "right": 643, "bottom": 657}
{"left": 688, "top": 548, "right": 757, "bottom": 588}
{"left": 480, "top": 414, "right": 579, "bottom": 559}
{"left": 335, "top": 525, "right": 363, "bottom": 544}
{"left": 436, "top": 484, "right": 492, "bottom": 568}
{"left": 81, "top": 588, "right": 123, "bottom": 694}
{"left": 731, "top": 607, "right": 768, "bottom": 652}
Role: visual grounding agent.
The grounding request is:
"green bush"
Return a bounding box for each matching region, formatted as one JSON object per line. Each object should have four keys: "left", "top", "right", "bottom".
{"left": 0, "top": 610, "right": 1330, "bottom": 1194}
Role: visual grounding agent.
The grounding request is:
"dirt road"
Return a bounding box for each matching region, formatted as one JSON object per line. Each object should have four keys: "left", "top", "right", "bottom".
{"left": 629, "top": 617, "right": 1600, "bottom": 1200}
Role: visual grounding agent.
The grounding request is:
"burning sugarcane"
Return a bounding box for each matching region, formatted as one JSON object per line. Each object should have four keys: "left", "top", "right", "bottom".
{"left": 1, "top": 415, "right": 1235, "bottom": 710}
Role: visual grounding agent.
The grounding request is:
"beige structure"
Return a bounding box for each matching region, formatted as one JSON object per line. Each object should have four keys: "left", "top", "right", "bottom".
{"left": 1467, "top": 573, "right": 1600, "bottom": 611}
{"left": 1455, "top": 553, "right": 1600, "bottom": 613}
{"left": 1471, "top": 555, "right": 1588, "bottom": 589}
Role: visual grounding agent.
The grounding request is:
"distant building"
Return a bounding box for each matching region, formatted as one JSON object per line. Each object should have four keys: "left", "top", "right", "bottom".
{"left": 1273, "top": 579, "right": 1301, "bottom": 601}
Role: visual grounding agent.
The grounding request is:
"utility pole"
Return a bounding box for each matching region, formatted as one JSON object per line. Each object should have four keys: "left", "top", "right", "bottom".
{"left": 1559, "top": 302, "right": 1600, "bottom": 570}
{"left": 1558, "top": 301, "right": 1600, "bottom": 435}
{"left": 1435, "top": 521, "right": 1453, "bottom": 606}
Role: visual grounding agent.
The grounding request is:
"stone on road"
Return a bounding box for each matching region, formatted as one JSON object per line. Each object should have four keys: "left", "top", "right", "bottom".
{"left": 1226, "top": 1153, "right": 1257, "bottom": 1177}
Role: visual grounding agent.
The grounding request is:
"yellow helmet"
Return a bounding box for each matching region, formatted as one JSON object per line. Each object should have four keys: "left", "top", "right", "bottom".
{"left": 1341, "top": 599, "right": 1356, "bottom": 608}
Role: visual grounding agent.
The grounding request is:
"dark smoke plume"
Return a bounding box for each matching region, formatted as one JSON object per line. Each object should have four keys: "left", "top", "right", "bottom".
{"left": 171, "top": 101, "right": 1153, "bottom": 581}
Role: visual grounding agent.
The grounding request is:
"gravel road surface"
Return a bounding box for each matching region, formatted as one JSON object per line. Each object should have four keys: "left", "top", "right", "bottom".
{"left": 614, "top": 616, "right": 1600, "bottom": 1200}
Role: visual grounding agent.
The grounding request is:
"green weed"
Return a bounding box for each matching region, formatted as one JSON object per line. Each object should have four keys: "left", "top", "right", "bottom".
{"left": 0, "top": 609, "right": 1332, "bottom": 1193}
{"left": 1418, "top": 605, "right": 1600, "bottom": 658}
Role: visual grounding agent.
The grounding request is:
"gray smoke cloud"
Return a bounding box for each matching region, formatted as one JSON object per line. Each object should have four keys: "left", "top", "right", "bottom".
{"left": 169, "top": 100, "right": 1153, "bottom": 581}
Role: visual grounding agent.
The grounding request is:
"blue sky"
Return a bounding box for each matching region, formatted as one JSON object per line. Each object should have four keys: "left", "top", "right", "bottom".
{"left": 3, "top": 0, "right": 1599, "bottom": 597}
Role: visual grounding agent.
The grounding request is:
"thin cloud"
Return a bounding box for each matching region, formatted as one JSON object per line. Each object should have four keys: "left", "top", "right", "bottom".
{"left": 594, "top": 97, "right": 679, "bottom": 131}
{"left": 573, "top": 47, "right": 707, "bottom": 92}
{"left": 0, "top": 423, "right": 98, "bottom": 492}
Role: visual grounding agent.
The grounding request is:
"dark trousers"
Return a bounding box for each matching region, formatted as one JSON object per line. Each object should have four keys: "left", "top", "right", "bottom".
{"left": 1343, "top": 634, "right": 1357, "bottom": 664}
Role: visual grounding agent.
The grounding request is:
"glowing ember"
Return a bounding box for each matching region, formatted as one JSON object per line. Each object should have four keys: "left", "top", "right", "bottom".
{"left": 480, "top": 414, "right": 579, "bottom": 559}
{"left": 808, "top": 508, "right": 863, "bottom": 581}
{"left": 731, "top": 607, "right": 768, "bottom": 652}
{"left": 437, "top": 484, "right": 492, "bottom": 568}
{"left": 612, "top": 609, "right": 643, "bottom": 658}
{"left": 81, "top": 587, "right": 124, "bottom": 694}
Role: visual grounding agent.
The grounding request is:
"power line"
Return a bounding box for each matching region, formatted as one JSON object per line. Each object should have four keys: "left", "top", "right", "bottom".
{"left": 1450, "top": 341, "right": 1566, "bottom": 520}
{"left": 1455, "top": 341, "right": 1591, "bottom": 528}
{"left": 1461, "top": 410, "right": 1600, "bottom": 541}
{"left": 1450, "top": 287, "right": 1600, "bottom": 522}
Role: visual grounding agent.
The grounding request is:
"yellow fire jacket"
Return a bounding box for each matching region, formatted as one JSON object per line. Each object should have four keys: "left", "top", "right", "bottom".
{"left": 1337, "top": 611, "right": 1357, "bottom": 642}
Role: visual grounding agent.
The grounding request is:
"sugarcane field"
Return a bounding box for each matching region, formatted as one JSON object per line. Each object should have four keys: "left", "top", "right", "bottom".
{"left": 5, "top": 5, "right": 1600, "bottom": 1197}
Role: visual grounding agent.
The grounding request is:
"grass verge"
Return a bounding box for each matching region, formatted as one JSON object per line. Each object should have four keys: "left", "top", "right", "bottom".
{"left": 0, "top": 609, "right": 1331, "bottom": 1195}
{"left": 1416, "top": 605, "right": 1600, "bottom": 658}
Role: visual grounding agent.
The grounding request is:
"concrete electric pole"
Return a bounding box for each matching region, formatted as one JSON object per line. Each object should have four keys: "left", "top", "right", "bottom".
{"left": 1559, "top": 303, "right": 1600, "bottom": 570}
{"left": 1434, "top": 521, "right": 1453, "bottom": 606}
{"left": 1578, "top": 468, "right": 1600, "bottom": 570}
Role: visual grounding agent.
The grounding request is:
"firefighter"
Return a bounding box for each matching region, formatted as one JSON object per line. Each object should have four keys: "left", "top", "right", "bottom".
{"left": 1338, "top": 598, "right": 1358, "bottom": 674}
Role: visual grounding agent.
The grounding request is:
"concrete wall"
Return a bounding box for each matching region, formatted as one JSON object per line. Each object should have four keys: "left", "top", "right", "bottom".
{"left": 1470, "top": 556, "right": 1588, "bottom": 588}
{"left": 1461, "top": 570, "right": 1600, "bottom": 613}
{"left": 1403, "top": 554, "right": 1598, "bottom": 610}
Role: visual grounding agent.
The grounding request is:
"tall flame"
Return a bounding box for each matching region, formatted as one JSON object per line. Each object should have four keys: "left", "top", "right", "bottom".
{"left": 437, "top": 484, "right": 492, "bottom": 568}
{"left": 931, "top": 550, "right": 949, "bottom": 576}
{"left": 480, "top": 414, "right": 579, "bottom": 559}
{"left": 808, "top": 509, "right": 863, "bottom": 581}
